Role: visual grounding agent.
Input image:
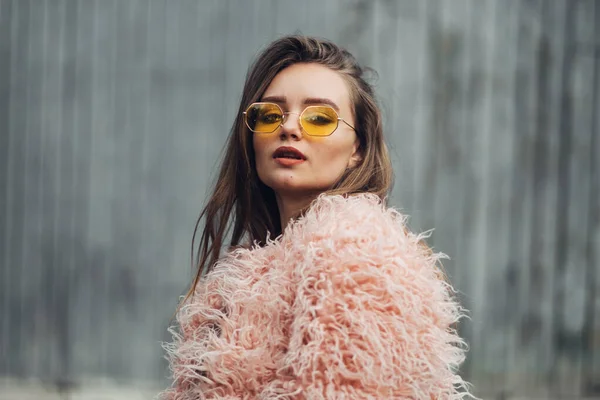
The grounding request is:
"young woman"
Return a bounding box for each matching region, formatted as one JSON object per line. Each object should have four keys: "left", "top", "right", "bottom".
{"left": 159, "top": 35, "right": 472, "bottom": 399}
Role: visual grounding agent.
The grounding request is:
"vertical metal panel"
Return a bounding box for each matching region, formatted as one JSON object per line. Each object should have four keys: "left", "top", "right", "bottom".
{"left": 588, "top": 1, "right": 600, "bottom": 389}
{"left": 432, "top": 0, "right": 473, "bottom": 291}
{"left": 552, "top": 0, "right": 585, "bottom": 396}
{"left": 451, "top": 0, "right": 478, "bottom": 381}
{"left": 508, "top": 0, "right": 544, "bottom": 393}
{"left": 0, "top": 0, "right": 12, "bottom": 376}
{"left": 7, "top": 0, "right": 33, "bottom": 377}
{"left": 72, "top": 0, "right": 97, "bottom": 379}
{"left": 530, "top": 0, "right": 567, "bottom": 394}
{"left": 554, "top": 0, "right": 597, "bottom": 395}
{"left": 381, "top": 1, "right": 423, "bottom": 212}
{"left": 469, "top": 0, "right": 498, "bottom": 389}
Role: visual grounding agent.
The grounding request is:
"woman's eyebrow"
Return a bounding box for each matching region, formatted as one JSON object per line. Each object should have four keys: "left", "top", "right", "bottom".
{"left": 261, "top": 95, "right": 286, "bottom": 104}
{"left": 260, "top": 96, "right": 340, "bottom": 112}
{"left": 303, "top": 97, "right": 340, "bottom": 111}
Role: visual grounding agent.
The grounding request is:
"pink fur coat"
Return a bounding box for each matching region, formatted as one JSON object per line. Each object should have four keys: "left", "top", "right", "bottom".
{"left": 159, "top": 194, "right": 471, "bottom": 399}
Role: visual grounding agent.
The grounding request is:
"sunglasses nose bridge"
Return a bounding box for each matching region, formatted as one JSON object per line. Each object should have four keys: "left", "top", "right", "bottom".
{"left": 281, "top": 111, "right": 300, "bottom": 120}
{"left": 280, "top": 111, "right": 303, "bottom": 133}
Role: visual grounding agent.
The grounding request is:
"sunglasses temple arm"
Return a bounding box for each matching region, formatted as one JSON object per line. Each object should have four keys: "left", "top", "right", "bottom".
{"left": 340, "top": 118, "right": 357, "bottom": 131}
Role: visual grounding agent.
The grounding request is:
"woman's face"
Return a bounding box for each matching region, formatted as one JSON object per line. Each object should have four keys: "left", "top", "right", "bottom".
{"left": 252, "top": 63, "right": 361, "bottom": 198}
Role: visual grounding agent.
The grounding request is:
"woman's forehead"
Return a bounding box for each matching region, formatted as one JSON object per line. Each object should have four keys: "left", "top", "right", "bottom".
{"left": 260, "top": 95, "right": 342, "bottom": 112}
{"left": 262, "top": 63, "right": 352, "bottom": 111}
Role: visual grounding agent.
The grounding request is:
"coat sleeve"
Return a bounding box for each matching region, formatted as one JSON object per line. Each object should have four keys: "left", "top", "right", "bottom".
{"left": 268, "top": 195, "right": 472, "bottom": 399}
{"left": 157, "top": 261, "right": 246, "bottom": 400}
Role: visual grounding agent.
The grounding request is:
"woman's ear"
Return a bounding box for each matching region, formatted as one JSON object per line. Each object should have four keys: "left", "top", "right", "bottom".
{"left": 347, "top": 139, "right": 363, "bottom": 169}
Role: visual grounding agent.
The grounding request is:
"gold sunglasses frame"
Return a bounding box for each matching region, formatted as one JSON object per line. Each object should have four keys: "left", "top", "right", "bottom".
{"left": 242, "top": 102, "right": 356, "bottom": 137}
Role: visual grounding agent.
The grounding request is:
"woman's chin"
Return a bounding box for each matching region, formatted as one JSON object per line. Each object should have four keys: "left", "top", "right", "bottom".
{"left": 260, "top": 171, "right": 334, "bottom": 197}
{"left": 270, "top": 183, "right": 310, "bottom": 195}
{"left": 265, "top": 180, "right": 322, "bottom": 197}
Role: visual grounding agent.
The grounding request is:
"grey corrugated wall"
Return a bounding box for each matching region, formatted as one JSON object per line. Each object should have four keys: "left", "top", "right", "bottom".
{"left": 0, "top": 0, "right": 598, "bottom": 398}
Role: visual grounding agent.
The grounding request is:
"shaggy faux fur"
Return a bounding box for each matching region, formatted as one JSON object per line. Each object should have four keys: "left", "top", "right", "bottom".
{"left": 159, "top": 194, "right": 472, "bottom": 399}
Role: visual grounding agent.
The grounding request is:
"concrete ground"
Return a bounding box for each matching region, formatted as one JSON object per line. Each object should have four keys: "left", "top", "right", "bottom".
{"left": 0, "top": 379, "right": 159, "bottom": 400}
{"left": 2, "top": 381, "right": 600, "bottom": 400}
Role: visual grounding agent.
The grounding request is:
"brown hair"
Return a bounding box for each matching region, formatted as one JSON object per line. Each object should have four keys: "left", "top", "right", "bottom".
{"left": 184, "top": 35, "right": 393, "bottom": 303}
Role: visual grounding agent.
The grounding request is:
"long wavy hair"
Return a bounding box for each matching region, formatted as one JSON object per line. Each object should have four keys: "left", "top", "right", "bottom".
{"left": 184, "top": 35, "right": 393, "bottom": 303}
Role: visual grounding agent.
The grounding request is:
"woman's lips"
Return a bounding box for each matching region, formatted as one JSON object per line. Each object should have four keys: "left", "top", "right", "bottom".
{"left": 273, "top": 146, "right": 306, "bottom": 159}
{"left": 273, "top": 146, "right": 306, "bottom": 166}
{"left": 274, "top": 157, "right": 305, "bottom": 167}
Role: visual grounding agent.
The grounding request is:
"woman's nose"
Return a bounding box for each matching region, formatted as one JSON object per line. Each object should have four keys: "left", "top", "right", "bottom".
{"left": 279, "top": 113, "right": 303, "bottom": 140}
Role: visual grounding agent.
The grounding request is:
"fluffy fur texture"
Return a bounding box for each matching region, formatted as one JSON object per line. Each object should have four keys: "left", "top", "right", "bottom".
{"left": 159, "top": 194, "right": 472, "bottom": 399}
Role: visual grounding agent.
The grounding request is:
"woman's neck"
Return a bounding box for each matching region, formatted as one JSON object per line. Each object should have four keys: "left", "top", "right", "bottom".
{"left": 276, "top": 192, "right": 318, "bottom": 232}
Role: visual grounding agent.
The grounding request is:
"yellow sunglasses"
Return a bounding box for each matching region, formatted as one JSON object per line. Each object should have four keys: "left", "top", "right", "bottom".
{"left": 243, "top": 102, "right": 355, "bottom": 137}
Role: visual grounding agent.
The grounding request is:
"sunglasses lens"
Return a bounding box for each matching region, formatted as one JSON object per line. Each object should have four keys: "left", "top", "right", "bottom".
{"left": 301, "top": 106, "right": 339, "bottom": 136}
{"left": 245, "top": 103, "right": 283, "bottom": 133}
